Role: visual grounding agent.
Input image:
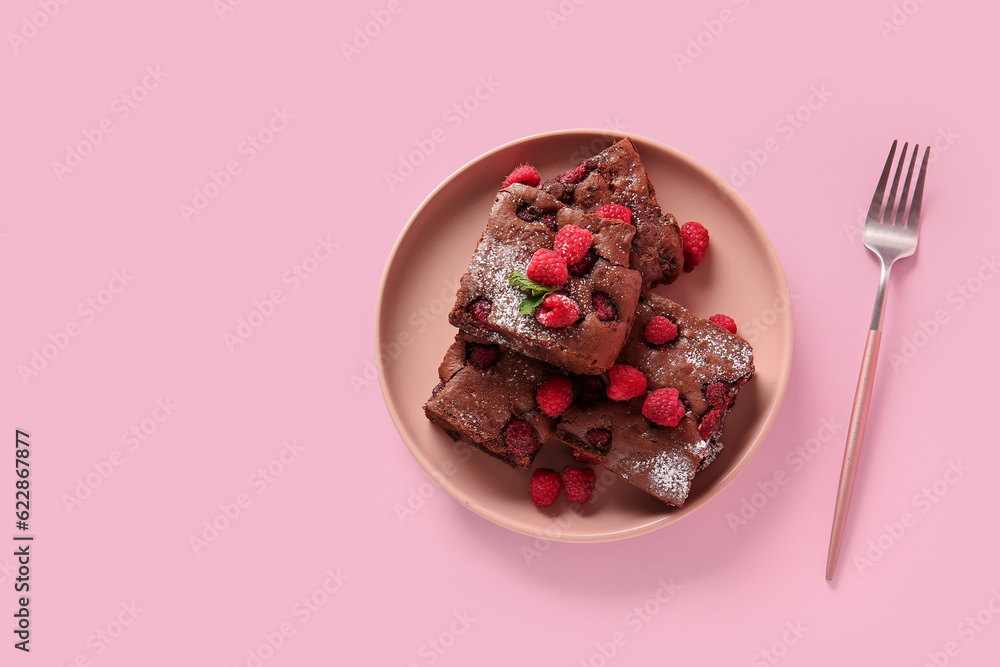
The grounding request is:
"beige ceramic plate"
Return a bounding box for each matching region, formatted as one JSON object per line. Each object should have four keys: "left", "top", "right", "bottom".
{"left": 376, "top": 130, "right": 793, "bottom": 542}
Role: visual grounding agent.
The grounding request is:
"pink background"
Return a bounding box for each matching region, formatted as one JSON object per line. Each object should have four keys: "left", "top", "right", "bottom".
{"left": 3, "top": 1, "right": 999, "bottom": 665}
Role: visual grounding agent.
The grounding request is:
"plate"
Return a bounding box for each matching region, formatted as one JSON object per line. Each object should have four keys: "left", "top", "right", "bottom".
{"left": 376, "top": 130, "right": 793, "bottom": 542}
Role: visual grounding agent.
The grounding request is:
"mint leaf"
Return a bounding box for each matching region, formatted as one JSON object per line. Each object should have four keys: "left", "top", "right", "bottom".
{"left": 518, "top": 293, "right": 546, "bottom": 315}
{"left": 508, "top": 270, "right": 554, "bottom": 298}
{"left": 508, "top": 270, "right": 556, "bottom": 315}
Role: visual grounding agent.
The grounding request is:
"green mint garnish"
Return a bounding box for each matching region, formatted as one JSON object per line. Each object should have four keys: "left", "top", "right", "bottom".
{"left": 518, "top": 292, "right": 547, "bottom": 315}
{"left": 508, "top": 270, "right": 556, "bottom": 315}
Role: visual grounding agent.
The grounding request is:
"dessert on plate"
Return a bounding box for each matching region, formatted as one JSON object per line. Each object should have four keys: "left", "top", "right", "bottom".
{"left": 422, "top": 136, "right": 752, "bottom": 510}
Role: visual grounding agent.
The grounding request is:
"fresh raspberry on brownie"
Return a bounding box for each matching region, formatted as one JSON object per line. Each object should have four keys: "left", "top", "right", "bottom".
{"left": 536, "top": 375, "right": 573, "bottom": 417}
{"left": 449, "top": 184, "right": 642, "bottom": 374}
{"left": 526, "top": 249, "right": 569, "bottom": 287}
{"left": 541, "top": 138, "right": 684, "bottom": 290}
{"left": 555, "top": 293, "right": 754, "bottom": 506}
{"left": 535, "top": 293, "right": 580, "bottom": 328}
{"left": 642, "top": 388, "right": 685, "bottom": 427}
{"left": 643, "top": 315, "right": 678, "bottom": 345}
{"left": 607, "top": 364, "right": 647, "bottom": 401}
{"left": 553, "top": 224, "right": 592, "bottom": 264}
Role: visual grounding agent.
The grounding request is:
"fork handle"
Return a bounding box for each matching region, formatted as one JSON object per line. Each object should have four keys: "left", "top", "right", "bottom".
{"left": 826, "top": 328, "right": 882, "bottom": 581}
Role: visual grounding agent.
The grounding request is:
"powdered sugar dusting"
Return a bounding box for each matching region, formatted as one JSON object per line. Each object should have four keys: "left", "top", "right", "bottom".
{"left": 685, "top": 437, "right": 710, "bottom": 458}
{"left": 619, "top": 447, "right": 698, "bottom": 506}
{"left": 467, "top": 237, "right": 536, "bottom": 334}
{"left": 629, "top": 294, "right": 755, "bottom": 391}
{"left": 426, "top": 338, "right": 555, "bottom": 448}
{"left": 455, "top": 188, "right": 642, "bottom": 373}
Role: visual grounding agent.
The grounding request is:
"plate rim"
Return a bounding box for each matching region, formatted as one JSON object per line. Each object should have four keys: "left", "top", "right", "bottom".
{"left": 375, "top": 128, "right": 794, "bottom": 542}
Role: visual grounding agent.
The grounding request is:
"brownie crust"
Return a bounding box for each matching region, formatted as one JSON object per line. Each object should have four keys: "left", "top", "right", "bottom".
{"left": 423, "top": 336, "right": 560, "bottom": 470}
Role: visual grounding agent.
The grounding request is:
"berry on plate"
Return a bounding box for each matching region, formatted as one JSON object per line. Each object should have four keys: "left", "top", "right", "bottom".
{"left": 562, "top": 467, "right": 597, "bottom": 504}
{"left": 529, "top": 468, "right": 562, "bottom": 507}
{"left": 680, "top": 221, "right": 709, "bottom": 272}
{"left": 709, "top": 314, "right": 737, "bottom": 334}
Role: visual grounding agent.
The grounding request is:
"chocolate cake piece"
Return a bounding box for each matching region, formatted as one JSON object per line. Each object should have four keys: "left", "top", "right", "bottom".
{"left": 555, "top": 294, "right": 754, "bottom": 506}
{"left": 423, "top": 335, "right": 562, "bottom": 470}
{"left": 541, "top": 138, "right": 683, "bottom": 290}
{"left": 449, "top": 183, "right": 642, "bottom": 375}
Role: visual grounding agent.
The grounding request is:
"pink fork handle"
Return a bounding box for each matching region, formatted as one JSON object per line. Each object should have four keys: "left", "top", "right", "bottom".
{"left": 826, "top": 329, "right": 882, "bottom": 581}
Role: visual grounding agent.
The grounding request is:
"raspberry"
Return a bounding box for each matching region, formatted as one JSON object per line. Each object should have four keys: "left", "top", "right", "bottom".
{"left": 553, "top": 224, "right": 592, "bottom": 264}
{"left": 585, "top": 428, "right": 612, "bottom": 454}
{"left": 560, "top": 164, "right": 587, "bottom": 184}
{"left": 562, "top": 467, "right": 597, "bottom": 504}
{"left": 709, "top": 314, "right": 737, "bottom": 334}
{"left": 503, "top": 164, "right": 540, "bottom": 188}
{"left": 607, "top": 364, "right": 647, "bottom": 401}
{"left": 535, "top": 294, "right": 579, "bottom": 328}
{"left": 643, "top": 316, "right": 678, "bottom": 345}
{"left": 573, "top": 449, "right": 602, "bottom": 465}
{"left": 504, "top": 418, "right": 539, "bottom": 454}
{"left": 699, "top": 408, "right": 722, "bottom": 440}
{"left": 536, "top": 375, "right": 573, "bottom": 417}
{"left": 642, "top": 388, "right": 686, "bottom": 427}
{"left": 526, "top": 249, "right": 568, "bottom": 287}
{"left": 680, "top": 221, "right": 709, "bottom": 272}
{"left": 469, "top": 299, "right": 492, "bottom": 327}
{"left": 594, "top": 203, "right": 632, "bottom": 224}
{"left": 591, "top": 292, "right": 617, "bottom": 321}
{"left": 466, "top": 344, "right": 499, "bottom": 370}
{"left": 567, "top": 249, "right": 598, "bottom": 276}
{"left": 529, "top": 468, "right": 562, "bottom": 507}
{"left": 705, "top": 382, "right": 728, "bottom": 409}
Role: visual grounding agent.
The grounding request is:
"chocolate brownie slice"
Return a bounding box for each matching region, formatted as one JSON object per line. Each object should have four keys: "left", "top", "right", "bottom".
{"left": 541, "top": 138, "right": 683, "bottom": 290}
{"left": 449, "top": 183, "right": 642, "bottom": 375}
{"left": 555, "top": 294, "right": 754, "bottom": 506}
{"left": 423, "top": 335, "right": 561, "bottom": 470}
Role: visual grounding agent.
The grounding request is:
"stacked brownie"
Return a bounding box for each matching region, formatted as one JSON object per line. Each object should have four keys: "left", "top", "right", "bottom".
{"left": 449, "top": 183, "right": 642, "bottom": 374}
{"left": 556, "top": 294, "right": 754, "bottom": 506}
{"left": 424, "top": 337, "right": 559, "bottom": 470}
{"left": 423, "top": 138, "right": 754, "bottom": 506}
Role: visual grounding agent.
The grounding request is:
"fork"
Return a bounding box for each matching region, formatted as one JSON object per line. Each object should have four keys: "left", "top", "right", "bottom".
{"left": 825, "top": 140, "right": 930, "bottom": 581}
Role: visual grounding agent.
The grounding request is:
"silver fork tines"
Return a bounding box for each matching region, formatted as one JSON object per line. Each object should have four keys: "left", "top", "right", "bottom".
{"left": 826, "top": 141, "right": 930, "bottom": 581}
